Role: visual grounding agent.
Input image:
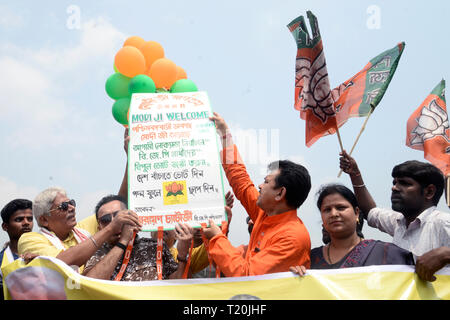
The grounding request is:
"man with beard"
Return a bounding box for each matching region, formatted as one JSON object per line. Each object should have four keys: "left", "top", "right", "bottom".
{"left": 340, "top": 150, "right": 450, "bottom": 282}
{"left": 1, "top": 199, "right": 33, "bottom": 299}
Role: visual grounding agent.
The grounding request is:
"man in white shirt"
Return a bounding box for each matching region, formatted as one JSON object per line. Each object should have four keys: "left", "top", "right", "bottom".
{"left": 340, "top": 150, "right": 450, "bottom": 282}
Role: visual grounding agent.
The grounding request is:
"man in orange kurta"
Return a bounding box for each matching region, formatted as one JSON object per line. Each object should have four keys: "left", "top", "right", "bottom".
{"left": 202, "top": 113, "right": 311, "bottom": 277}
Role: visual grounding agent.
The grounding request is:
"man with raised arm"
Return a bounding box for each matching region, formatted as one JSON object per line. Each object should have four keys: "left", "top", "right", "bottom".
{"left": 201, "top": 112, "right": 311, "bottom": 276}
{"left": 340, "top": 150, "right": 450, "bottom": 281}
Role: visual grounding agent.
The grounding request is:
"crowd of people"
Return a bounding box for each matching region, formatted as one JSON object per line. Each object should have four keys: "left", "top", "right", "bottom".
{"left": 1, "top": 112, "right": 449, "bottom": 299}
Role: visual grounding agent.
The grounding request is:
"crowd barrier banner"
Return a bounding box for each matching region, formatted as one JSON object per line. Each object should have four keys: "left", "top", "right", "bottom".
{"left": 2, "top": 256, "right": 449, "bottom": 300}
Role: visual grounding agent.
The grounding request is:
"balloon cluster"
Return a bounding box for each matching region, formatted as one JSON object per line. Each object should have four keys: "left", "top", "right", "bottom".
{"left": 105, "top": 36, "right": 198, "bottom": 126}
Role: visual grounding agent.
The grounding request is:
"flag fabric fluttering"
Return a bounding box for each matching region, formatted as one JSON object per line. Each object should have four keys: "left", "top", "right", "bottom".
{"left": 288, "top": 11, "right": 405, "bottom": 147}
{"left": 406, "top": 79, "right": 450, "bottom": 176}
{"left": 335, "top": 42, "right": 405, "bottom": 177}
{"left": 287, "top": 11, "right": 338, "bottom": 148}
{"left": 332, "top": 42, "right": 405, "bottom": 127}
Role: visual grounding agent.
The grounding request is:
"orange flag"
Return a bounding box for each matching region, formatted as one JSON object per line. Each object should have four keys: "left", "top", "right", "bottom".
{"left": 287, "top": 11, "right": 338, "bottom": 147}
{"left": 406, "top": 79, "right": 450, "bottom": 176}
{"left": 332, "top": 42, "right": 405, "bottom": 127}
{"left": 288, "top": 12, "right": 404, "bottom": 147}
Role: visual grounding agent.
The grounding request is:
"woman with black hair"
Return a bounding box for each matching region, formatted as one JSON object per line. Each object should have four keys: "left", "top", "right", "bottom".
{"left": 291, "top": 184, "right": 414, "bottom": 275}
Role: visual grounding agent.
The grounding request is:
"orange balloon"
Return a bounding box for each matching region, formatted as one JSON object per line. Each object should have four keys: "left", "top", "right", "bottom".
{"left": 123, "top": 36, "right": 146, "bottom": 49}
{"left": 139, "top": 41, "right": 165, "bottom": 69}
{"left": 176, "top": 66, "right": 187, "bottom": 80}
{"left": 148, "top": 58, "right": 178, "bottom": 89}
{"left": 115, "top": 46, "right": 146, "bottom": 78}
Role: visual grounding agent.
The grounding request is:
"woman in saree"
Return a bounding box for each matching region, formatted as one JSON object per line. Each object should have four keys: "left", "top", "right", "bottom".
{"left": 290, "top": 184, "right": 414, "bottom": 275}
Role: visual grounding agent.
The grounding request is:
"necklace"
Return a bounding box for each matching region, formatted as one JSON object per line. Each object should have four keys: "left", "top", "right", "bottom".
{"left": 327, "top": 237, "right": 362, "bottom": 264}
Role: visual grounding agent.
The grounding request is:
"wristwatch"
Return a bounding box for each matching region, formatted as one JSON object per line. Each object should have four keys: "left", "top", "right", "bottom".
{"left": 115, "top": 242, "right": 127, "bottom": 251}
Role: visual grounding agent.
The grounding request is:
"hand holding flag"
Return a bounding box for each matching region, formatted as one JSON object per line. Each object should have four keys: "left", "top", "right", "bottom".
{"left": 334, "top": 42, "right": 405, "bottom": 177}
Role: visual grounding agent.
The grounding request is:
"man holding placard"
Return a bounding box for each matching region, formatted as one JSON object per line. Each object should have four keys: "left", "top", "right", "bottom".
{"left": 127, "top": 92, "right": 228, "bottom": 237}
{"left": 18, "top": 187, "right": 142, "bottom": 272}
{"left": 201, "top": 113, "right": 312, "bottom": 277}
{"left": 83, "top": 195, "right": 193, "bottom": 281}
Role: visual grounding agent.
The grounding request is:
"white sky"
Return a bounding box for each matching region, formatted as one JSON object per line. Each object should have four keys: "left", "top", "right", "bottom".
{"left": 1, "top": 0, "right": 449, "bottom": 249}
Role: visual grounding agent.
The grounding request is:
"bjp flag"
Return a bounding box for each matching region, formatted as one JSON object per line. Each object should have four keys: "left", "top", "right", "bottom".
{"left": 288, "top": 12, "right": 404, "bottom": 147}
{"left": 287, "top": 11, "right": 338, "bottom": 147}
{"left": 406, "top": 79, "right": 450, "bottom": 176}
{"left": 332, "top": 42, "right": 405, "bottom": 127}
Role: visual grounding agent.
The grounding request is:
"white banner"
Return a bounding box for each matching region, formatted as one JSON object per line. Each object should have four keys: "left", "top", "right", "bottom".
{"left": 2, "top": 256, "right": 450, "bottom": 300}
{"left": 128, "top": 92, "right": 226, "bottom": 231}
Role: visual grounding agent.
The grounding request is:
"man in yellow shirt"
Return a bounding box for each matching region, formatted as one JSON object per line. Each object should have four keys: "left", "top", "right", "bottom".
{"left": 77, "top": 214, "right": 98, "bottom": 236}
{"left": 1, "top": 199, "right": 34, "bottom": 299}
{"left": 18, "top": 187, "right": 142, "bottom": 271}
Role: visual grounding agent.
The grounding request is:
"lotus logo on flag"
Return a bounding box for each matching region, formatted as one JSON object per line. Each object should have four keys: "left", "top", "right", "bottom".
{"left": 294, "top": 45, "right": 335, "bottom": 123}
{"left": 287, "top": 11, "right": 338, "bottom": 147}
{"left": 406, "top": 79, "right": 450, "bottom": 177}
{"left": 288, "top": 11, "right": 404, "bottom": 147}
{"left": 410, "top": 99, "right": 450, "bottom": 146}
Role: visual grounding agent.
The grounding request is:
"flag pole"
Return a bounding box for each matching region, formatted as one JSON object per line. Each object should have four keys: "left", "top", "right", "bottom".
{"left": 337, "top": 104, "right": 375, "bottom": 177}
{"left": 446, "top": 175, "right": 450, "bottom": 208}
{"left": 335, "top": 125, "right": 344, "bottom": 153}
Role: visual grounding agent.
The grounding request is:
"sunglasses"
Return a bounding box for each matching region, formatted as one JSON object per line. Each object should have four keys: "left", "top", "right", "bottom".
{"left": 98, "top": 211, "right": 118, "bottom": 226}
{"left": 49, "top": 199, "right": 76, "bottom": 214}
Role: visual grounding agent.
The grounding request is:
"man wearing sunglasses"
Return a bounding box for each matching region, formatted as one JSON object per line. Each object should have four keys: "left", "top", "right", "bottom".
{"left": 83, "top": 194, "right": 194, "bottom": 280}
{"left": 18, "top": 187, "right": 142, "bottom": 272}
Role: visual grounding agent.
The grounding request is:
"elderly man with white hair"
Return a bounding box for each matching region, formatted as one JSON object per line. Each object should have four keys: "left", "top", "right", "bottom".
{"left": 18, "top": 187, "right": 142, "bottom": 271}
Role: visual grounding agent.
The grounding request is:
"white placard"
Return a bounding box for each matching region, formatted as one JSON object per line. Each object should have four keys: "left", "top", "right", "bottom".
{"left": 128, "top": 92, "right": 226, "bottom": 231}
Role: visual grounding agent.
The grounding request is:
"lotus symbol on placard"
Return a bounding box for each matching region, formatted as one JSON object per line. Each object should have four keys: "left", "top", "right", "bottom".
{"left": 166, "top": 182, "right": 184, "bottom": 197}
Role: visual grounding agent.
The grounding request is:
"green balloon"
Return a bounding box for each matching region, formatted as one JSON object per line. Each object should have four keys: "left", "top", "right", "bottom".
{"left": 170, "top": 79, "right": 198, "bottom": 93}
{"left": 105, "top": 73, "right": 131, "bottom": 100}
{"left": 129, "top": 74, "right": 156, "bottom": 94}
{"left": 112, "top": 97, "right": 131, "bottom": 125}
{"left": 114, "top": 64, "right": 118, "bottom": 73}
